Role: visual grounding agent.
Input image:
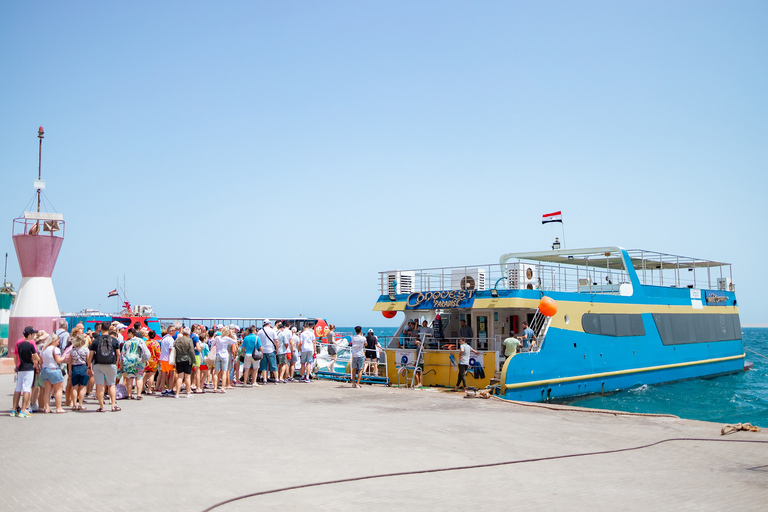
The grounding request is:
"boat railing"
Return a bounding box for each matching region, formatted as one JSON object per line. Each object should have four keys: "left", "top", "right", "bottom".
{"left": 379, "top": 250, "right": 734, "bottom": 296}
{"left": 384, "top": 335, "right": 502, "bottom": 354}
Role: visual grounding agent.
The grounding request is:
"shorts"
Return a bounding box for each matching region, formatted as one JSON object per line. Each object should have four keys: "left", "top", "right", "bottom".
{"left": 93, "top": 364, "right": 118, "bottom": 386}
{"left": 300, "top": 351, "right": 314, "bottom": 364}
{"left": 15, "top": 370, "right": 34, "bottom": 393}
{"left": 365, "top": 351, "right": 377, "bottom": 361}
{"left": 40, "top": 367, "right": 64, "bottom": 385}
{"left": 71, "top": 365, "right": 89, "bottom": 387}
{"left": 277, "top": 353, "right": 288, "bottom": 365}
{"left": 328, "top": 345, "right": 337, "bottom": 356}
{"left": 259, "top": 352, "right": 277, "bottom": 372}
{"left": 160, "top": 360, "right": 175, "bottom": 373}
{"left": 176, "top": 360, "right": 193, "bottom": 375}
{"left": 243, "top": 354, "right": 261, "bottom": 372}
{"left": 214, "top": 356, "right": 228, "bottom": 372}
{"left": 351, "top": 357, "right": 365, "bottom": 371}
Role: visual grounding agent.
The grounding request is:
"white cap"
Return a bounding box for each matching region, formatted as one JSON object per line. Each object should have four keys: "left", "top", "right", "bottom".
{"left": 263, "top": 319, "right": 271, "bottom": 325}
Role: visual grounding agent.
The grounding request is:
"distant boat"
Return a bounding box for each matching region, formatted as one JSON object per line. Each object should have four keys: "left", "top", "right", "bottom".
{"left": 64, "top": 301, "right": 162, "bottom": 335}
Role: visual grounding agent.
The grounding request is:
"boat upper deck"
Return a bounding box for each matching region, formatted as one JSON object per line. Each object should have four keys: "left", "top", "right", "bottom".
{"left": 378, "top": 247, "right": 734, "bottom": 297}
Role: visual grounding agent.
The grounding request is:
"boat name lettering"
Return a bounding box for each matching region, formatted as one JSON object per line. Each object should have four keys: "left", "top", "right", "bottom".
{"left": 406, "top": 289, "right": 476, "bottom": 309}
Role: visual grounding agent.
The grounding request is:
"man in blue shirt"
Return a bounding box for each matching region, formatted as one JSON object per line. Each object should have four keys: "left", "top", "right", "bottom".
{"left": 241, "top": 326, "right": 262, "bottom": 387}
{"left": 518, "top": 322, "right": 536, "bottom": 351}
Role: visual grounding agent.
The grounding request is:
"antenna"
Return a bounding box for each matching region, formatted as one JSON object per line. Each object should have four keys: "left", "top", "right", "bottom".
{"left": 37, "top": 126, "right": 44, "bottom": 213}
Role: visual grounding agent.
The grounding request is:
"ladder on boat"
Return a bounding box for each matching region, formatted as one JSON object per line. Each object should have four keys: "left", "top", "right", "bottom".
{"left": 529, "top": 310, "right": 552, "bottom": 351}
{"left": 409, "top": 335, "right": 427, "bottom": 388}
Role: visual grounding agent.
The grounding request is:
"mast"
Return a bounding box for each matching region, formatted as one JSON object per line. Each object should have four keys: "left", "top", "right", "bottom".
{"left": 37, "top": 126, "right": 44, "bottom": 213}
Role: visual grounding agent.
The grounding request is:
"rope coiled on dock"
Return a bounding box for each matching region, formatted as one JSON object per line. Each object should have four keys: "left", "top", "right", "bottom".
{"left": 721, "top": 422, "right": 761, "bottom": 435}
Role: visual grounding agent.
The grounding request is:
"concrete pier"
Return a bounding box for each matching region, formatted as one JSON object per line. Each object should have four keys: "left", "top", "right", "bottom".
{"left": 1, "top": 375, "right": 765, "bottom": 511}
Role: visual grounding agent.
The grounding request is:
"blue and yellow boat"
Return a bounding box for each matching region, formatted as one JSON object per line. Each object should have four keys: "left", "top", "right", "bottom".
{"left": 374, "top": 247, "right": 744, "bottom": 401}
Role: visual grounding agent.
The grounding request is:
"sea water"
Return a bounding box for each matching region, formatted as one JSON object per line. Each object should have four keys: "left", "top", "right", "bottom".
{"left": 566, "top": 328, "right": 768, "bottom": 426}
{"left": 351, "top": 326, "right": 768, "bottom": 427}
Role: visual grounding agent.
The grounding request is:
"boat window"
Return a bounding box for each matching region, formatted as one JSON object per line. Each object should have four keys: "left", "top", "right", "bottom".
{"left": 581, "top": 314, "right": 645, "bottom": 337}
{"left": 651, "top": 313, "right": 742, "bottom": 345}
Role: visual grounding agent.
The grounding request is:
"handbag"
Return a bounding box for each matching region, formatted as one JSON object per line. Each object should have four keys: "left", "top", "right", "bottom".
{"left": 203, "top": 346, "right": 215, "bottom": 366}
{"left": 251, "top": 348, "right": 263, "bottom": 361}
{"left": 139, "top": 340, "right": 151, "bottom": 362}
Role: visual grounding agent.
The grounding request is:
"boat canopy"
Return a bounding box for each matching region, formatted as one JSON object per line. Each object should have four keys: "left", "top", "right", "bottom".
{"left": 500, "top": 247, "right": 731, "bottom": 271}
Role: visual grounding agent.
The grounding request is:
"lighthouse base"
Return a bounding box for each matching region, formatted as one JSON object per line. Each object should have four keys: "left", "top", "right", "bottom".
{"left": 8, "top": 276, "right": 61, "bottom": 346}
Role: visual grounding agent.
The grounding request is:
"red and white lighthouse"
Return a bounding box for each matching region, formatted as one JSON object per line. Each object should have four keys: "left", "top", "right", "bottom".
{"left": 7, "top": 127, "right": 64, "bottom": 343}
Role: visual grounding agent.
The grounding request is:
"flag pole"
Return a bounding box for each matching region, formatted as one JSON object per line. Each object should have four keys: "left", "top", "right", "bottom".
{"left": 562, "top": 220, "right": 567, "bottom": 249}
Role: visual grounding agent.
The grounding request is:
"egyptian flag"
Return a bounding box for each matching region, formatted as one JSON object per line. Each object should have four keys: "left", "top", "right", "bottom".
{"left": 542, "top": 211, "right": 562, "bottom": 224}
{"left": 108, "top": 289, "right": 118, "bottom": 298}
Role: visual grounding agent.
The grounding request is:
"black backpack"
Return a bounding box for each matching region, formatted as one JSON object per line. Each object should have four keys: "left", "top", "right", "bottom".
{"left": 94, "top": 335, "right": 116, "bottom": 365}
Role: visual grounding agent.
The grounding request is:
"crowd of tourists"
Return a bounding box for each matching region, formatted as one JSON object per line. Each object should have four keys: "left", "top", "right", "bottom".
{"left": 9, "top": 318, "right": 385, "bottom": 417}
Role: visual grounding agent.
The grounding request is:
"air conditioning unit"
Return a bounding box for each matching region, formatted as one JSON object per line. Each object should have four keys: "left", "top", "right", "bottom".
{"left": 507, "top": 263, "right": 537, "bottom": 290}
{"left": 717, "top": 278, "right": 733, "bottom": 291}
{"left": 387, "top": 271, "right": 415, "bottom": 295}
{"left": 451, "top": 268, "right": 486, "bottom": 291}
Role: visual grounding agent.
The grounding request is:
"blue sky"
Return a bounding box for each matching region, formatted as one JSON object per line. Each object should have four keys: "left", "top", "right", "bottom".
{"left": 1, "top": 1, "right": 766, "bottom": 325}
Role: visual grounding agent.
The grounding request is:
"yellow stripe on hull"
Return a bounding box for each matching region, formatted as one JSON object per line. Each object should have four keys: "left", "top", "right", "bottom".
{"left": 501, "top": 353, "right": 745, "bottom": 392}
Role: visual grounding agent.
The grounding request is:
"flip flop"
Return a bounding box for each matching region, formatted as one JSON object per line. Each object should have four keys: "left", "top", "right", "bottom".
{"left": 111, "top": 406, "right": 122, "bottom": 412}
{"left": 54, "top": 410, "right": 67, "bottom": 414}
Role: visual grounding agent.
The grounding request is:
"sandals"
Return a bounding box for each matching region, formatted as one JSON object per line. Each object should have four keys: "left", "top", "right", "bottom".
{"left": 112, "top": 406, "right": 122, "bottom": 412}
{"left": 96, "top": 407, "right": 105, "bottom": 413}
{"left": 136, "top": 396, "right": 143, "bottom": 400}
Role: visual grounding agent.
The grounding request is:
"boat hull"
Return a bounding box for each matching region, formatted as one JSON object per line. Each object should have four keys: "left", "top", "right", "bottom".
{"left": 500, "top": 320, "right": 744, "bottom": 402}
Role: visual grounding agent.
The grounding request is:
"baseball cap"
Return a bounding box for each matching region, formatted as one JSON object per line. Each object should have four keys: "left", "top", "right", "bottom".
{"left": 23, "top": 326, "right": 38, "bottom": 337}
{"left": 368, "top": 329, "right": 374, "bottom": 333}
{"left": 263, "top": 319, "right": 271, "bottom": 325}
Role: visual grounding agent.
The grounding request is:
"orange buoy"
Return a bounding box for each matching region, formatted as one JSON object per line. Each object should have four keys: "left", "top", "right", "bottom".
{"left": 538, "top": 296, "right": 558, "bottom": 317}
{"left": 382, "top": 310, "right": 397, "bottom": 319}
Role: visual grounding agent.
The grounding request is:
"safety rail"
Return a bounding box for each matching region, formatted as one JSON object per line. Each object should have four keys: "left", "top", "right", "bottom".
{"left": 379, "top": 249, "right": 733, "bottom": 296}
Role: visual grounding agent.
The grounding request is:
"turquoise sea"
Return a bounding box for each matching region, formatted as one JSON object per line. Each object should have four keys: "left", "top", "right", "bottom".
{"left": 566, "top": 328, "right": 768, "bottom": 427}
{"left": 350, "top": 326, "right": 768, "bottom": 427}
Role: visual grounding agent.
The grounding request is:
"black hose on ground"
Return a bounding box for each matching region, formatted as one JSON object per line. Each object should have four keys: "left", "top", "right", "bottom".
{"left": 200, "top": 437, "right": 768, "bottom": 511}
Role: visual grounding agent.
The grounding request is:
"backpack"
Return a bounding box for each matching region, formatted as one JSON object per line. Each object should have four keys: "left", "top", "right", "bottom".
{"left": 95, "top": 335, "right": 116, "bottom": 365}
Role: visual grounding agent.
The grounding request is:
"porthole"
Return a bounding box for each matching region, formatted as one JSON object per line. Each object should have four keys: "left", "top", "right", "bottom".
{"left": 564, "top": 314, "right": 569, "bottom": 324}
